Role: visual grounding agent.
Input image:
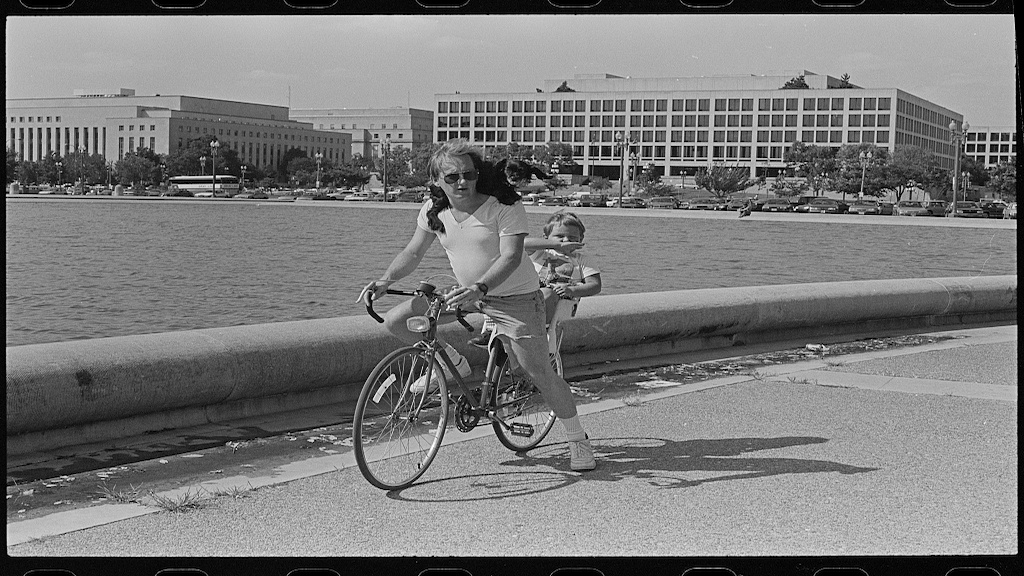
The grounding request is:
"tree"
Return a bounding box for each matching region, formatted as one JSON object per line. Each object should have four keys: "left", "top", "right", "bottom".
{"left": 770, "top": 173, "right": 809, "bottom": 198}
{"left": 554, "top": 81, "right": 576, "bottom": 93}
{"left": 279, "top": 147, "right": 308, "bottom": 179}
{"left": 7, "top": 148, "right": 19, "bottom": 183}
{"left": 586, "top": 176, "right": 612, "bottom": 192}
{"left": 883, "top": 145, "right": 943, "bottom": 202}
{"left": 986, "top": 162, "right": 1016, "bottom": 201}
{"left": 116, "top": 152, "right": 156, "bottom": 188}
{"left": 694, "top": 163, "right": 751, "bottom": 199}
{"left": 784, "top": 142, "right": 839, "bottom": 195}
{"left": 837, "top": 74, "right": 853, "bottom": 89}
{"left": 830, "top": 144, "right": 889, "bottom": 200}
{"left": 782, "top": 75, "right": 810, "bottom": 89}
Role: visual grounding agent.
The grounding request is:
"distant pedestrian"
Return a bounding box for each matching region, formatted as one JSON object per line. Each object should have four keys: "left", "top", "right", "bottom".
{"left": 738, "top": 199, "right": 754, "bottom": 218}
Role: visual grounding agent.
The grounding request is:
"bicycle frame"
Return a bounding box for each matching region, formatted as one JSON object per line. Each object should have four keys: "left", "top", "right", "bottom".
{"left": 365, "top": 281, "right": 525, "bottom": 431}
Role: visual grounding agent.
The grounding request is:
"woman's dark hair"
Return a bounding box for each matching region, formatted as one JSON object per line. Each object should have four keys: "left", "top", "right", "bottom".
{"left": 424, "top": 139, "right": 522, "bottom": 233}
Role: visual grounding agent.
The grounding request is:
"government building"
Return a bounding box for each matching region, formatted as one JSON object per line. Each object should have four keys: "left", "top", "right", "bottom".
{"left": 288, "top": 107, "right": 434, "bottom": 161}
{"left": 6, "top": 88, "right": 351, "bottom": 171}
{"left": 432, "top": 71, "right": 982, "bottom": 180}
{"left": 964, "top": 125, "right": 1017, "bottom": 168}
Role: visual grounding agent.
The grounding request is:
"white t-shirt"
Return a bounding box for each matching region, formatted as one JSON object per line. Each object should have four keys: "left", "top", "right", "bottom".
{"left": 530, "top": 250, "right": 600, "bottom": 287}
{"left": 416, "top": 196, "right": 540, "bottom": 297}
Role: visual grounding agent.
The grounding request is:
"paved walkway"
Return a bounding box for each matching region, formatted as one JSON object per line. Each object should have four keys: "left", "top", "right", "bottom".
{"left": 7, "top": 325, "right": 1017, "bottom": 572}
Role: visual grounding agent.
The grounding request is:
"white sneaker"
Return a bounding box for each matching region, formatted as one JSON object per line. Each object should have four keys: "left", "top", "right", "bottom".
{"left": 410, "top": 355, "right": 472, "bottom": 395}
{"left": 568, "top": 436, "right": 596, "bottom": 471}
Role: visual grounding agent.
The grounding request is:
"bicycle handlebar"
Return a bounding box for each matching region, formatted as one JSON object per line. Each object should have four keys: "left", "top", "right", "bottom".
{"left": 363, "top": 282, "right": 475, "bottom": 332}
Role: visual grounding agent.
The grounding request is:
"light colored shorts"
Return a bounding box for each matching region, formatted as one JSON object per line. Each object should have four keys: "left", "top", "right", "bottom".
{"left": 474, "top": 290, "right": 547, "bottom": 341}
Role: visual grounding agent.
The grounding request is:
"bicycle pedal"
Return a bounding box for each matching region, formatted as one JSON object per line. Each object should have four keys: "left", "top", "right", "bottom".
{"left": 510, "top": 422, "right": 535, "bottom": 437}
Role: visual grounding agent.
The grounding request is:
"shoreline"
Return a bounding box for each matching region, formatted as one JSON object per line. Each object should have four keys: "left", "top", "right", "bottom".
{"left": 7, "top": 194, "right": 1016, "bottom": 229}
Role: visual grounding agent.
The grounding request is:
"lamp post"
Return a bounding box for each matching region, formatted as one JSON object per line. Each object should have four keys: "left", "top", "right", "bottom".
{"left": 55, "top": 161, "right": 63, "bottom": 187}
{"left": 210, "top": 140, "right": 220, "bottom": 197}
{"left": 948, "top": 119, "right": 969, "bottom": 217}
{"left": 907, "top": 179, "right": 917, "bottom": 202}
{"left": 858, "top": 150, "right": 873, "bottom": 201}
{"left": 628, "top": 152, "right": 638, "bottom": 195}
{"left": 200, "top": 155, "right": 207, "bottom": 176}
{"left": 614, "top": 131, "right": 638, "bottom": 206}
{"left": 159, "top": 163, "right": 166, "bottom": 192}
{"left": 381, "top": 136, "right": 391, "bottom": 201}
{"left": 314, "top": 152, "right": 323, "bottom": 194}
{"left": 240, "top": 164, "right": 247, "bottom": 192}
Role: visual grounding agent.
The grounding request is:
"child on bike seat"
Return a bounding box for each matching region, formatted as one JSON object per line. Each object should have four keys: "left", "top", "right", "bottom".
{"left": 471, "top": 211, "right": 602, "bottom": 347}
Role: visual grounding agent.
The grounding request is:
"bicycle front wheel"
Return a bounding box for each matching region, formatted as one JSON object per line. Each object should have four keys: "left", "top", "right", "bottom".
{"left": 491, "top": 355, "right": 557, "bottom": 452}
{"left": 353, "top": 347, "right": 449, "bottom": 490}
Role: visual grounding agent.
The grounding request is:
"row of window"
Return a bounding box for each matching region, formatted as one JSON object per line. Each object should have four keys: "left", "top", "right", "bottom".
{"left": 118, "top": 124, "right": 157, "bottom": 132}
{"left": 969, "top": 155, "right": 1015, "bottom": 165}
{"left": 437, "top": 113, "right": 896, "bottom": 130}
{"left": 439, "top": 96, "right": 895, "bottom": 115}
{"left": 967, "top": 132, "right": 1016, "bottom": 142}
{"left": 317, "top": 123, "right": 401, "bottom": 130}
{"left": 966, "top": 143, "right": 1016, "bottom": 153}
{"left": 436, "top": 129, "right": 893, "bottom": 146}
{"left": 11, "top": 116, "right": 62, "bottom": 123}
{"left": 175, "top": 124, "right": 339, "bottom": 145}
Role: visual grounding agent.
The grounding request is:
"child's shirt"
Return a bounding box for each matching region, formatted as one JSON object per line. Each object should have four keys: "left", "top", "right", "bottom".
{"left": 530, "top": 249, "right": 600, "bottom": 289}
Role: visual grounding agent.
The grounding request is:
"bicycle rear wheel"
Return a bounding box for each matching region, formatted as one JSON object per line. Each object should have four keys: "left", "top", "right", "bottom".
{"left": 491, "top": 352, "right": 557, "bottom": 452}
{"left": 353, "top": 347, "right": 449, "bottom": 490}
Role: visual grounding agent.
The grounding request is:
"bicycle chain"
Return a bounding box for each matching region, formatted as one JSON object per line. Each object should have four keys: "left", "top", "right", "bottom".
{"left": 453, "top": 390, "right": 482, "bottom": 432}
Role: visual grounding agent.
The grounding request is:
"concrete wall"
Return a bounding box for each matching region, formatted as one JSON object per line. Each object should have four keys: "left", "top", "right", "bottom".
{"left": 7, "top": 276, "right": 1016, "bottom": 455}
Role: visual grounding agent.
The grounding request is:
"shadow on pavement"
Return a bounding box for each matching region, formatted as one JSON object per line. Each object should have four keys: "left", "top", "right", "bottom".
{"left": 388, "top": 435, "right": 878, "bottom": 501}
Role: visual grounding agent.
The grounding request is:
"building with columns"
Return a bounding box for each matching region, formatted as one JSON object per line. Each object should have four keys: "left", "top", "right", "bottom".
{"left": 433, "top": 71, "right": 968, "bottom": 181}
{"left": 6, "top": 89, "right": 350, "bottom": 172}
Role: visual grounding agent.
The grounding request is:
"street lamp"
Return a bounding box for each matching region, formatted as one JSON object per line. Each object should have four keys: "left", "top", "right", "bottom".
{"left": 948, "top": 119, "right": 969, "bottom": 217}
{"left": 907, "top": 179, "right": 917, "bottom": 202}
{"left": 858, "top": 150, "right": 873, "bottom": 201}
{"left": 210, "top": 140, "right": 220, "bottom": 197}
{"left": 55, "top": 161, "right": 63, "bottom": 187}
{"left": 159, "top": 163, "right": 166, "bottom": 191}
{"left": 240, "top": 164, "right": 247, "bottom": 192}
{"left": 614, "top": 131, "right": 638, "bottom": 206}
{"left": 314, "top": 152, "right": 323, "bottom": 193}
{"left": 628, "top": 152, "right": 638, "bottom": 195}
{"left": 200, "top": 155, "right": 207, "bottom": 176}
{"left": 381, "top": 136, "right": 391, "bottom": 201}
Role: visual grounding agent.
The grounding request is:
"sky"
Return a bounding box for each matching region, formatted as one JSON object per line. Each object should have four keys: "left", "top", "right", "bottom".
{"left": 5, "top": 14, "right": 1018, "bottom": 126}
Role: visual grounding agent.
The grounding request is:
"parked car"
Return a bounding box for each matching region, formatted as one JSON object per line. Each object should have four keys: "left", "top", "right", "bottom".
{"left": 848, "top": 199, "right": 882, "bottom": 215}
{"left": 761, "top": 198, "right": 794, "bottom": 212}
{"left": 724, "top": 198, "right": 751, "bottom": 211}
{"left": 878, "top": 201, "right": 895, "bottom": 215}
{"left": 1003, "top": 202, "right": 1017, "bottom": 219}
{"left": 608, "top": 196, "right": 646, "bottom": 208}
{"left": 980, "top": 201, "right": 1008, "bottom": 218}
{"left": 687, "top": 197, "right": 724, "bottom": 210}
{"left": 539, "top": 196, "right": 568, "bottom": 207}
{"left": 894, "top": 200, "right": 930, "bottom": 216}
{"left": 947, "top": 201, "right": 986, "bottom": 218}
{"left": 794, "top": 198, "right": 848, "bottom": 214}
{"left": 923, "top": 200, "right": 948, "bottom": 216}
{"left": 647, "top": 196, "right": 678, "bottom": 209}
{"left": 521, "top": 194, "right": 543, "bottom": 206}
{"left": 574, "top": 193, "right": 609, "bottom": 207}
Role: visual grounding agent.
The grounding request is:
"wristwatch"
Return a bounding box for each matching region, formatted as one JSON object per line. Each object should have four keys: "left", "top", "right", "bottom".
{"left": 473, "top": 282, "right": 489, "bottom": 296}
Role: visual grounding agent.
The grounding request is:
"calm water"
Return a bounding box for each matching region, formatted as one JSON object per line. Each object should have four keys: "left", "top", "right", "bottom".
{"left": 6, "top": 198, "right": 1017, "bottom": 347}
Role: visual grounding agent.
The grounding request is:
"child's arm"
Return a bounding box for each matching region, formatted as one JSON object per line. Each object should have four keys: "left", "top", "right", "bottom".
{"left": 552, "top": 272, "right": 602, "bottom": 300}
{"left": 524, "top": 237, "right": 584, "bottom": 255}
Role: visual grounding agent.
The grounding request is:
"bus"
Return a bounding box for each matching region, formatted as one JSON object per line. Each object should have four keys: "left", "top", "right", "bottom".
{"left": 167, "top": 175, "right": 239, "bottom": 197}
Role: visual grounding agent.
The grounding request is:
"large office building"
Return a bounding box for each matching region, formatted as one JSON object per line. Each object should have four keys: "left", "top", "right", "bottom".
{"left": 6, "top": 89, "right": 351, "bottom": 171}
{"left": 433, "top": 71, "right": 969, "bottom": 180}
{"left": 288, "top": 107, "right": 434, "bottom": 160}
{"left": 964, "top": 125, "right": 1017, "bottom": 168}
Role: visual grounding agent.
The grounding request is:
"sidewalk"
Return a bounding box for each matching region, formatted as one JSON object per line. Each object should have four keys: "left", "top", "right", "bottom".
{"left": 7, "top": 324, "right": 1017, "bottom": 560}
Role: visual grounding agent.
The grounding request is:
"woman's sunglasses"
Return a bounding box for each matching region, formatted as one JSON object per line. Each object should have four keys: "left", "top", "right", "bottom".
{"left": 442, "top": 169, "right": 479, "bottom": 184}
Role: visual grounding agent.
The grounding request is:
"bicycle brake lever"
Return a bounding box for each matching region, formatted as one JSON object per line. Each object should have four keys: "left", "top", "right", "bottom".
{"left": 363, "top": 292, "right": 385, "bottom": 323}
{"left": 456, "top": 310, "right": 474, "bottom": 332}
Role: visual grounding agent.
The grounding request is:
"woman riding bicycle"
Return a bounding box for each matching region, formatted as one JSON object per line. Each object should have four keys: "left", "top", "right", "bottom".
{"left": 358, "top": 139, "right": 596, "bottom": 472}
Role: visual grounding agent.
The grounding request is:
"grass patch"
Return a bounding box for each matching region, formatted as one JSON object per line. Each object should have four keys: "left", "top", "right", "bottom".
{"left": 93, "top": 482, "right": 143, "bottom": 504}
{"left": 209, "top": 483, "right": 253, "bottom": 499}
{"left": 147, "top": 487, "right": 209, "bottom": 513}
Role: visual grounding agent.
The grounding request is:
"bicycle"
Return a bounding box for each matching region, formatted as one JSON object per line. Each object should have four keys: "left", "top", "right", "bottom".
{"left": 352, "top": 275, "right": 559, "bottom": 491}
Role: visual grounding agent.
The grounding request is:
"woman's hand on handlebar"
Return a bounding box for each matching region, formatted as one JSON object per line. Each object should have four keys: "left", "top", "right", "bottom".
{"left": 356, "top": 279, "right": 394, "bottom": 305}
